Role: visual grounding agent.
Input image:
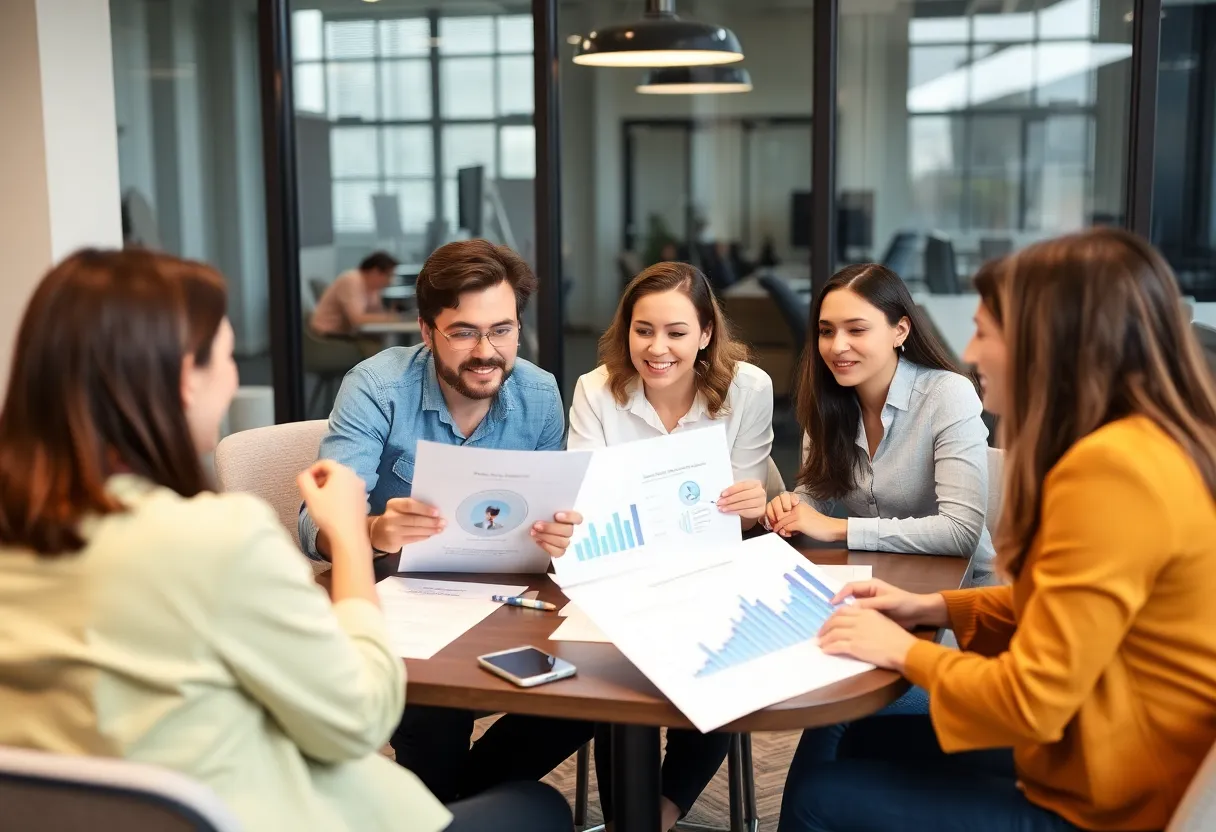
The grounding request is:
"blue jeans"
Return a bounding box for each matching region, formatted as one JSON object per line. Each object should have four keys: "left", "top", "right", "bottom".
{"left": 790, "top": 686, "right": 930, "bottom": 765}
{"left": 778, "top": 714, "right": 1082, "bottom": 832}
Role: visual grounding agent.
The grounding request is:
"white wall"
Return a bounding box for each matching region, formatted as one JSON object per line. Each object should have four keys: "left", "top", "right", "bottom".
{"left": 0, "top": 0, "right": 123, "bottom": 402}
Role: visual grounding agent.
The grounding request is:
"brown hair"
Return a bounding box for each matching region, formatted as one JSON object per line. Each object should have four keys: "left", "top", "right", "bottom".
{"left": 599, "top": 262, "right": 748, "bottom": 418}
{"left": 797, "top": 263, "right": 961, "bottom": 500}
{"left": 415, "top": 239, "right": 537, "bottom": 326}
{"left": 997, "top": 227, "right": 1216, "bottom": 577}
{"left": 0, "top": 249, "right": 227, "bottom": 556}
{"left": 972, "top": 257, "right": 1005, "bottom": 325}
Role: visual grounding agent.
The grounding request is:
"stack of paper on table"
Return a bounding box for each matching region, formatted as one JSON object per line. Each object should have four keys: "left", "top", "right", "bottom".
{"left": 549, "top": 604, "right": 610, "bottom": 643}
{"left": 376, "top": 578, "right": 527, "bottom": 659}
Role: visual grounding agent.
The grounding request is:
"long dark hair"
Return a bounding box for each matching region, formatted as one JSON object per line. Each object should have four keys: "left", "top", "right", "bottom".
{"left": 599, "top": 262, "right": 748, "bottom": 418}
{"left": 0, "top": 249, "right": 227, "bottom": 556}
{"left": 796, "top": 263, "right": 960, "bottom": 499}
{"left": 997, "top": 228, "right": 1216, "bottom": 577}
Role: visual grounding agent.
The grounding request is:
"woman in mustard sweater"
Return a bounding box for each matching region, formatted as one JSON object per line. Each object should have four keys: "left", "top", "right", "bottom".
{"left": 778, "top": 227, "right": 1216, "bottom": 831}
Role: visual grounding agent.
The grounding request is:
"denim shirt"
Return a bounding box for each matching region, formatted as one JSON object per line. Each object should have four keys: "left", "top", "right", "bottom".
{"left": 298, "top": 345, "right": 565, "bottom": 559}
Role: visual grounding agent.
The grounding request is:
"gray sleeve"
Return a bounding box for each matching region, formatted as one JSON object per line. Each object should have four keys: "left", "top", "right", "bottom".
{"left": 846, "top": 375, "right": 989, "bottom": 556}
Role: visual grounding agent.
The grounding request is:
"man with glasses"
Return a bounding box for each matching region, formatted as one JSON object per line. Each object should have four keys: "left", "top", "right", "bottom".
{"left": 300, "top": 239, "right": 592, "bottom": 808}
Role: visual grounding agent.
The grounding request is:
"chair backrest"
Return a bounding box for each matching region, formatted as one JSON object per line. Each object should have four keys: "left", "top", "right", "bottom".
{"left": 757, "top": 271, "right": 810, "bottom": 350}
{"left": 214, "top": 420, "right": 329, "bottom": 547}
{"left": 0, "top": 745, "right": 242, "bottom": 832}
{"left": 1167, "top": 740, "right": 1216, "bottom": 831}
{"left": 986, "top": 447, "right": 1004, "bottom": 538}
{"left": 308, "top": 277, "right": 329, "bottom": 306}
{"left": 923, "top": 233, "right": 961, "bottom": 294}
{"left": 880, "top": 230, "right": 918, "bottom": 278}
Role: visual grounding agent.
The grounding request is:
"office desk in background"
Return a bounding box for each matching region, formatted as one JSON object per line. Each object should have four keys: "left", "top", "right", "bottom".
{"left": 358, "top": 319, "right": 422, "bottom": 349}
{"left": 336, "top": 544, "right": 970, "bottom": 832}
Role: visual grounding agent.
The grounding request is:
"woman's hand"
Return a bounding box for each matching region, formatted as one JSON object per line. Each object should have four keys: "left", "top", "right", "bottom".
{"left": 765, "top": 492, "right": 847, "bottom": 542}
{"left": 717, "top": 480, "right": 767, "bottom": 520}
{"left": 818, "top": 606, "right": 919, "bottom": 671}
{"left": 532, "top": 511, "right": 584, "bottom": 558}
{"left": 297, "top": 461, "right": 370, "bottom": 548}
{"left": 830, "top": 579, "right": 946, "bottom": 630}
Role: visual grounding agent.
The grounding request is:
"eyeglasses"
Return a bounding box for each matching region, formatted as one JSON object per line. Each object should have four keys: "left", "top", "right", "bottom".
{"left": 435, "top": 324, "right": 520, "bottom": 352}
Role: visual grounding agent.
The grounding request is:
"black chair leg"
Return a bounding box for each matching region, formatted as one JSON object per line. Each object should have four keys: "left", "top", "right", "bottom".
{"left": 574, "top": 742, "right": 590, "bottom": 828}
{"left": 728, "top": 735, "right": 745, "bottom": 832}
{"left": 740, "top": 734, "right": 757, "bottom": 831}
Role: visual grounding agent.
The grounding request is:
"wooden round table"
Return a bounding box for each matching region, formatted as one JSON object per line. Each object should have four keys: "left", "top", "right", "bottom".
{"left": 363, "top": 544, "right": 972, "bottom": 831}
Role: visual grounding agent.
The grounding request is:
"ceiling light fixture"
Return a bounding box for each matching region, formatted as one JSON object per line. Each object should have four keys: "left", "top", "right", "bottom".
{"left": 573, "top": 0, "right": 743, "bottom": 68}
{"left": 636, "top": 65, "right": 753, "bottom": 94}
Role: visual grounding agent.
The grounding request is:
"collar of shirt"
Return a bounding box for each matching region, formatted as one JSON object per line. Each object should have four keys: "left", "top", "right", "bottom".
{"left": 855, "top": 356, "right": 917, "bottom": 454}
{"left": 617, "top": 374, "right": 709, "bottom": 434}
{"left": 419, "top": 348, "right": 515, "bottom": 435}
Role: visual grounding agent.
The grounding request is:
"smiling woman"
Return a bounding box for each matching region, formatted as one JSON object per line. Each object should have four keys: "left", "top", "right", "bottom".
{"left": 566, "top": 260, "right": 776, "bottom": 830}
{"left": 765, "top": 263, "right": 995, "bottom": 581}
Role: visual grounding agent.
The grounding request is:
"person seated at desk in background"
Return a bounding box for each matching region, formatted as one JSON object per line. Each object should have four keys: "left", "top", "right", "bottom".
{"left": 568, "top": 262, "right": 774, "bottom": 832}
{"left": 299, "top": 238, "right": 593, "bottom": 806}
{"left": 311, "top": 250, "right": 401, "bottom": 337}
{"left": 781, "top": 228, "right": 1216, "bottom": 832}
{"left": 0, "top": 248, "right": 571, "bottom": 832}
{"left": 764, "top": 263, "right": 995, "bottom": 582}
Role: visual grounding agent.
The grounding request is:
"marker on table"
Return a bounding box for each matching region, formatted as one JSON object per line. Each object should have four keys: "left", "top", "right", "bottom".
{"left": 492, "top": 595, "right": 557, "bottom": 612}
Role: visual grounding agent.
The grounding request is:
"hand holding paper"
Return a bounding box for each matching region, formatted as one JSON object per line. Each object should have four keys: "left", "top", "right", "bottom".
{"left": 530, "top": 511, "right": 584, "bottom": 558}
{"left": 371, "top": 497, "right": 446, "bottom": 553}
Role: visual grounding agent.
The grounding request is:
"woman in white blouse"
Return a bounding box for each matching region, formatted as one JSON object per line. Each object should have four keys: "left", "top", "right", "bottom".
{"left": 568, "top": 261, "right": 774, "bottom": 830}
{"left": 765, "top": 263, "right": 995, "bottom": 581}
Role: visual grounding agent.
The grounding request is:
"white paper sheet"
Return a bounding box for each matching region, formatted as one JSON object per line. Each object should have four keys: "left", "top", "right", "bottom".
{"left": 555, "top": 425, "right": 741, "bottom": 586}
{"left": 549, "top": 604, "right": 610, "bottom": 643}
{"left": 562, "top": 535, "right": 873, "bottom": 732}
{"left": 376, "top": 577, "right": 527, "bottom": 659}
{"left": 819, "top": 565, "right": 873, "bottom": 584}
{"left": 400, "top": 442, "right": 593, "bottom": 573}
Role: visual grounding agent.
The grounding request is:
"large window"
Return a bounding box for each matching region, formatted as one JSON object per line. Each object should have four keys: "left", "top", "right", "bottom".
{"left": 905, "top": 0, "right": 1128, "bottom": 235}
{"left": 292, "top": 10, "right": 535, "bottom": 239}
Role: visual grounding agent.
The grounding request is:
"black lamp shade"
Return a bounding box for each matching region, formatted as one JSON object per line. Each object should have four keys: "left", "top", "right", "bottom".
{"left": 573, "top": 16, "right": 743, "bottom": 67}
{"left": 636, "top": 66, "right": 753, "bottom": 94}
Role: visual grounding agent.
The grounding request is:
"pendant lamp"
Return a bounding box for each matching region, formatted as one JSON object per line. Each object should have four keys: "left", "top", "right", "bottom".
{"left": 636, "top": 65, "right": 753, "bottom": 94}
{"left": 573, "top": 0, "right": 743, "bottom": 68}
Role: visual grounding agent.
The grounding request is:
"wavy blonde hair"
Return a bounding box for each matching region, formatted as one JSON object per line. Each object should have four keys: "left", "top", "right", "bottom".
{"left": 997, "top": 228, "right": 1216, "bottom": 577}
{"left": 599, "top": 262, "right": 748, "bottom": 418}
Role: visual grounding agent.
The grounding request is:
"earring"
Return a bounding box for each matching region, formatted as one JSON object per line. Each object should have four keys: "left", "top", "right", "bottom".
{"left": 899, "top": 343, "right": 906, "bottom": 353}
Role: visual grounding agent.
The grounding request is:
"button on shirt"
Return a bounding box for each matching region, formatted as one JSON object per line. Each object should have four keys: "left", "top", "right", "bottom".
{"left": 798, "top": 358, "right": 995, "bottom": 573}
{"left": 567, "top": 361, "right": 775, "bottom": 485}
{"left": 299, "top": 344, "right": 565, "bottom": 559}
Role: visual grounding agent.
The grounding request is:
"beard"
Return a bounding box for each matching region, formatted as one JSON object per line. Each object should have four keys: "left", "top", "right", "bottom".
{"left": 433, "top": 349, "right": 513, "bottom": 400}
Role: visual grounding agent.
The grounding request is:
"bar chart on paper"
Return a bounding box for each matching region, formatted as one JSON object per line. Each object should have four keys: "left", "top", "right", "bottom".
{"left": 562, "top": 535, "right": 874, "bottom": 731}
{"left": 696, "top": 564, "right": 838, "bottom": 676}
{"left": 573, "top": 504, "right": 646, "bottom": 561}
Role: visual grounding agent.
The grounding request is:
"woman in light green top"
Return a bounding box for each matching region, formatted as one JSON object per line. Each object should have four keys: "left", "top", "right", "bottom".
{"left": 0, "top": 249, "right": 571, "bottom": 832}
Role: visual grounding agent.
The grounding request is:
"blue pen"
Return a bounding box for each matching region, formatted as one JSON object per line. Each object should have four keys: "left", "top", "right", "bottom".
{"left": 493, "top": 595, "right": 557, "bottom": 612}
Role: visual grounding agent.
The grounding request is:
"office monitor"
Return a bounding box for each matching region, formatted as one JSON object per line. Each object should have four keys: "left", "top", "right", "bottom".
{"left": 457, "top": 166, "right": 485, "bottom": 237}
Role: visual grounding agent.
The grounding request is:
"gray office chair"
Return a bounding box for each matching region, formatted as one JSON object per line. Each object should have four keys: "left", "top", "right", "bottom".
{"left": 301, "top": 316, "right": 363, "bottom": 419}
{"left": 214, "top": 420, "right": 330, "bottom": 573}
{"left": 923, "top": 234, "right": 961, "bottom": 295}
{"left": 879, "top": 230, "right": 918, "bottom": 279}
{"left": 757, "top": 272, "right": 809, "bottom": 355}
{"left": 1167, "top": 739, "right": 1216, "bottom": 831}
{"left": 308, "top": 277, "right": 329, "bottom": 306}
{"left": 0, "top": 745, "right": 242, "bottom": 832}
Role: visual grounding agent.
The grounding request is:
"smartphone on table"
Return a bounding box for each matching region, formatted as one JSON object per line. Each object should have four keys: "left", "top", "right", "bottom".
{"left": 477, "top": 646, "right": 577, "bottom": 688}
